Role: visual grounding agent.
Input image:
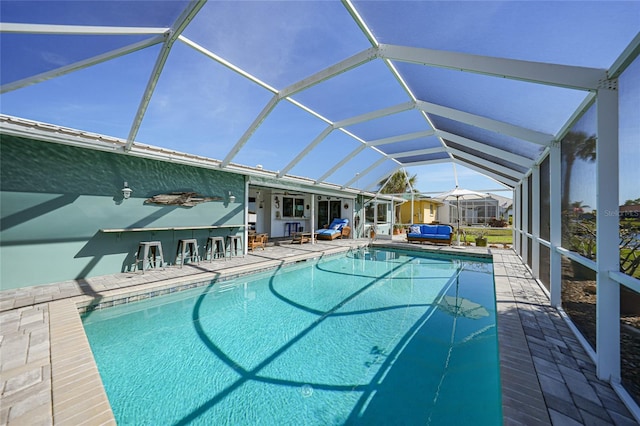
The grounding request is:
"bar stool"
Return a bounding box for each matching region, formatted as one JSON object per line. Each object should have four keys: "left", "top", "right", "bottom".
{"left": 226, "top": 235, "right": 243, "bottom": 257}
{"left": 135, "top": 241, "right": 165, "bottom": 273}
{"left": 205, "top": 236, "right": 226, "bottom": 261}
{"left": 285, "top": 222, "right": 300, "bottom": 237}
{"left": 176, "top": 238, "right": 199, "bottom": 268}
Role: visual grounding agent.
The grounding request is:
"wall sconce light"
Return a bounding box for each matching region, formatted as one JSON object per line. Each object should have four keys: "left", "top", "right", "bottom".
{"left": 228, "top": 191, "right": 236, "bottom": 203}
{"left": 122, "top": 182, "right": 133, "bottom": 199}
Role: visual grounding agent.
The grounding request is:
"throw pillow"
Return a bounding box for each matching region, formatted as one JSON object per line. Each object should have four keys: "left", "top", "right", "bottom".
{"left": 410, "top": 225, "right": 421, "bottom": 234}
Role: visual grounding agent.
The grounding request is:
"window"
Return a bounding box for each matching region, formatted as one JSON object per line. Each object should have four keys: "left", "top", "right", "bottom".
{"left": 283, "top": 197, "right": 305, "bottom": 218}
{"left": 377, "top": 203, "right": 388, "bottom": 223}
{"left": 365, "top": 203, "right": 375, "bottom": 223}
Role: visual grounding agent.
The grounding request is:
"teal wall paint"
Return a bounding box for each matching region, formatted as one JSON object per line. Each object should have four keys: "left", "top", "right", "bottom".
{"left": 1, "top": 135, "right": 245, "bottom": 290}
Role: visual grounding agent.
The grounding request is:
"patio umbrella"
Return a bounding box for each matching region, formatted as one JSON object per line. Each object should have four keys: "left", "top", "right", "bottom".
{"left": 434, "top": 186, "right": 488, "bottom": 247}
{"left": 431, "top": 267, "right": 489, "bottom": 410}
{"left": 437, "top": 295, "right": 489, "bottom": 319}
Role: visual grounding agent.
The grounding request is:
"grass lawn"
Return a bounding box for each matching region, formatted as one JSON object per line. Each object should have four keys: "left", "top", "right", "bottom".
{"left": 459, "top": 227, "right": 513, "bottom": 245}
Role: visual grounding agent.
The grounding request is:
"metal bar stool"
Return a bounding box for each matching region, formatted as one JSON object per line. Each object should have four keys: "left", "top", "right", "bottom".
{"left": 205, "top": 236, "right": 226, "bottom": 261}
{"left": 135, "top": 241, "right": 165, "bottom": 273}
{"left": 226, "top": 235, "right": 243, "bottom": 257}
{"left": 176, "top": 238, "right": 199, "bottom": 268}
{"left": 285, "top": 222, "right": 300, "bottom": 237}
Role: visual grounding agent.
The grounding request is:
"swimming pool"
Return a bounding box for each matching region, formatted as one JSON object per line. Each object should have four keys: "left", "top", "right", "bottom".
{"left": 82, "top": 248, "right": 501, "bottom": 425}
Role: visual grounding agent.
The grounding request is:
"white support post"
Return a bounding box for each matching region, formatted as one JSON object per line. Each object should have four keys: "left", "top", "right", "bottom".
{"left": 595, "top": 85, "right": 620, "bottom": 382}
{"left": 244, "top": 178, "right": 249, "bottom": 255}
{"left": 522, "top": 178, "right": 529, "bottom": 264}
{"left": 549, "top": 142, "right": 562, "bottom": 307}
{"left": 532, "top": 166, "right": 540, "bottom": 278}
{"left": 311, "top": 194, "right": 316, "bottom": 244}
{"left": 514, "top": 185, "right": 521, "bottom": 255}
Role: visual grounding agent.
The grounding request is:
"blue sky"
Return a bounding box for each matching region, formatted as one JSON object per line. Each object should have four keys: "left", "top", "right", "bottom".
{"left": 1, "top": 1, "right": 638, "bottom": 202}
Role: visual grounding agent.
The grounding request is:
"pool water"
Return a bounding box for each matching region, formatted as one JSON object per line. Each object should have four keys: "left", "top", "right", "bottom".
{"left": 82, "top": 248, "right": 501, "bottom": 425}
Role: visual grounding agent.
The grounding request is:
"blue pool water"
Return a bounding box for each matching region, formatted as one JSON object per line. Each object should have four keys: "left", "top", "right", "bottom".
{"left": 82, "top": 248, "right": 501, "bottom": 425}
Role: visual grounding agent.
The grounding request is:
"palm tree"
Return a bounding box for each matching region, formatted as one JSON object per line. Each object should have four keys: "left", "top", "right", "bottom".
{"left": 561, "top": 131, "right": 596, "bottom": 211}
{"left": 380, "top": 170, "right": 417, "bottom": 195}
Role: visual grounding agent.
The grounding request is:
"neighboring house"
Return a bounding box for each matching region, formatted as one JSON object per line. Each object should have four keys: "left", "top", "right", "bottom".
{"left": 398, "top": 197, "right": 442, "bottom": 224}
{"left": 620, "top": 204, "right": 640, "bottom": 218}
{"left": 438, "top": 193, "right": 513, "bottom": 226}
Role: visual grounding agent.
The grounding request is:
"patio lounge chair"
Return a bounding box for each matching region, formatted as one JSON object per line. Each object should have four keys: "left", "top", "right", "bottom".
{"left": 316, "top": 218, "right": 351, "bottom": 240}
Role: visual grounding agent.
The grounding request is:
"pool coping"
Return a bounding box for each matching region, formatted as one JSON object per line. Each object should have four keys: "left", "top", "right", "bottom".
{"left": 1, "top": 240, "right": 635, "bottom": 424}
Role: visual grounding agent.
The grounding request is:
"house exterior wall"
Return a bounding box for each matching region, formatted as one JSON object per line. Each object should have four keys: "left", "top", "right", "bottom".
{"left": 399, "top": 200, "right": 439, "bottom": 224}
{"left": 0, "top": 135, "right": 245, "bottom": 290}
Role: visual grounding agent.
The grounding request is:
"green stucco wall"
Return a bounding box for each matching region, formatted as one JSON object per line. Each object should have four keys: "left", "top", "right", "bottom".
{"left": 0, "top": 135, "right": 245, "bottom": 290}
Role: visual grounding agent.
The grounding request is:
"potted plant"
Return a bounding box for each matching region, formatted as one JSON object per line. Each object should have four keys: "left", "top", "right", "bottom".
{"left": 393, "top": 224, "right": 403, "bottom": 235}
{"left": 473, "top": 229, "right": 488, "bottom": 247}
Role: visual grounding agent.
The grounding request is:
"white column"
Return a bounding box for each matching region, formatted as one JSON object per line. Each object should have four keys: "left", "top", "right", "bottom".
{"left": 311, "top": 194, "right": 316, "bottom": 244}
{"left": 514, "top": 185, "right": 521, "bottom": 255}
{"left": 244, "top": 179, "right": 250, "bottom": 255}
{"left": 532, "top": 165, "right": 540, "bottom": 278}
{"left": 411, "top": 192, "right": 415, "bottom": 224}
{"left": 549, "top": 142, "right": 562, "bottom": 307}
{"left": 522, "top": 178, "right": 529, "bottom": 265}
{"left": 595, "top": 86, "right": 620, "bottom": 382}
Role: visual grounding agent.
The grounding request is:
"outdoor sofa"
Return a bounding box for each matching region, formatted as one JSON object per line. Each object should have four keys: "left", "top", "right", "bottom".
{"left": 406, "top": 224, "right": 453, "bottom": 245}
{"left": 317, "top": 218, "right": 351, "bottom": 240}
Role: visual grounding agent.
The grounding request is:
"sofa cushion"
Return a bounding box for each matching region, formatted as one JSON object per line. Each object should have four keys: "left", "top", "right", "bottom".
{"left": 436, "top": 225, "right": 452, "bottom": 235}
{"left": 328, "top": 218, "right": 349, "bottom": 230}
{"left": 425, "top": 234, "right": 449, "bottom": 239}
{"left": 407, "top": 233, "right": 449, "bottom": 240}
{"left": 419, "top": 225, "right": 436, "bottom": 234}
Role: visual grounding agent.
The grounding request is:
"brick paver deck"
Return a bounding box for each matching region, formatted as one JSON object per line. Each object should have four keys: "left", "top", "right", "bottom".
{"left": 1, "top": 239, "right": 637, "bottom": 425}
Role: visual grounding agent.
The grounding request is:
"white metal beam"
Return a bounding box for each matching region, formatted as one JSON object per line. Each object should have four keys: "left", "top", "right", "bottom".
{"left": 549, "top": 142, "right": 562, "bottom": 307}
{"left": 125, "top": 0, "right": 207, "bottom": 151}
{"left": 0, "top": 22, "right": 168, "bottom": 35}
{"left": 333, "top": 102, "right": 415, "bottom": 129}
{"left": 389, "top": 147, "right": 445, "bottom": 158}
{"left": 370, "top": 166, "right": 401, "bottom": 193}
{"left": 416, "top": 100, "right": 553, "bottom": 146}
{"left": 178, "top": 35, "right": 277, "bottom": 93}
{"left": 522, "top": 176, "right": 529, "bottom": 265}
{"left": 555, "top": 93, "right": 597, "bottom": 143}
{"left": 367, "top": 130, "right": 435, "bottom": 147}
{"left": 452, "top": 158, "right": 517, "bottom": 187}
{"left": 515, "top": 185, "right": 522, "bottom": 254}
{"left": 277, "top": 126, "right": 333, "bottom": 178}
{"left": 342, "top": 157, "right": 388, "bottom": 188}
{"left": 342, "top": 0, "right": 378, "bottom": 48}
{"left": 448, "top": 148, "right": 524, "bottom": 179}
{"left": 280, "top": 48, "right": 378, "bottom": 98}
{"left": 221, "top": 95, "right": 280, "bottom": 168}
{"left": 379, "top": 43, "right": 606, "bottom": 91}
{"left": 437, "top": 130, "right": 534, "bottom": 168}
{"left": 1, "top": 35, "right": 165, "bottom": 94}
{"left": 394, "top": 158, "right": 451, "bottom": 167}
{"left": 315, "top": 144, "right": 367, "bottom": 184}
{"left": 609, "top": 32, "right": 640, "bottom": 79}
{"left": 595, "top": 86, "right": 620, "bottom": 382}
{"left": 532, "top": 165, "right": 541, "bottom": 279}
